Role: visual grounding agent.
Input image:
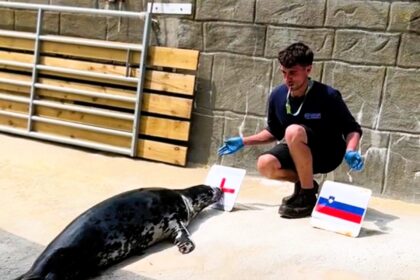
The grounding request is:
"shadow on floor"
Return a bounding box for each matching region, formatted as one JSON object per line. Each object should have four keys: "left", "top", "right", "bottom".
{"left": 358, "top": 207, "right": 399, "bottom": 238}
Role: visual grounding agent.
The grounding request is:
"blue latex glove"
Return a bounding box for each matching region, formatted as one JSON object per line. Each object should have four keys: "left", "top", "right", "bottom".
{"left": 218, "top": 137, "right": 244, "bottom": 156}
{"left": 344, "top": 151, "right": 364, "bottom": 171}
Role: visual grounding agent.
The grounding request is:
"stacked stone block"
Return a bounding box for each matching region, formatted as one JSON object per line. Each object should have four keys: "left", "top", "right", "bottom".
{"left": 0, "top": 0, "right": 418, "bottom": 202}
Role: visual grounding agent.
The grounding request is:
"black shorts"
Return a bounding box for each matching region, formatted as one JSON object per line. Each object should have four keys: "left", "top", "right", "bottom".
{"left": 262, "top": 126, "right": 346, "bottom": 174}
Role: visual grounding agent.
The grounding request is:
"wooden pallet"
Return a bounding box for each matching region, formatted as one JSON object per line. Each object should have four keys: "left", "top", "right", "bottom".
{"left": 0, "top": 30, "right": 200, "bottom": 166}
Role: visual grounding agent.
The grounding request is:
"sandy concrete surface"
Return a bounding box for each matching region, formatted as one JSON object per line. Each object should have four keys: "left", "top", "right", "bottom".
{"left": 1, "top": 133, "right": 420, "bottom": 280}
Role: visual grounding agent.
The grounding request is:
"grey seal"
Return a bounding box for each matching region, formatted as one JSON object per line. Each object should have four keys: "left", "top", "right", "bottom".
{"left": 15, "top": 184, "right": 222, "bottom": 280}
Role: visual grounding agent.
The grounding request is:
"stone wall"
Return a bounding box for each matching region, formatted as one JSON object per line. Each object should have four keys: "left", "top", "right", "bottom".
{"left": 0, "top": 0, "right": 419, "bottom": 202}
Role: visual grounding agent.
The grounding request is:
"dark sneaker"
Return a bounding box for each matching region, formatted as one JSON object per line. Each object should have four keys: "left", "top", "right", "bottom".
{"left": 281, "top": 180, "right": 319, "bottom": 205}
{"left": 278, "top": 181, "right": 319, "bottom": 218}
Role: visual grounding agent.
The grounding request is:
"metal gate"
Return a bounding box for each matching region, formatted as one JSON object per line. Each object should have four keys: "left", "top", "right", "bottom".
{"left": 0, "top": 1, "right": 151, "bottom": 157}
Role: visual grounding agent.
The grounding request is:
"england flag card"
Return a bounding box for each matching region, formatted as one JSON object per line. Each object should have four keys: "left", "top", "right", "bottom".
{"left": 205, "top": 165, "right": 246, "bottom": 211}
{"left": 311, "top": 180, "right": 372, "bottom": 237}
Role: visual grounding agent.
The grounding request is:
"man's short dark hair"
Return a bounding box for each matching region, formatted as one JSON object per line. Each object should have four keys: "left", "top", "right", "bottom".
{"left": 278, "top": 42, "right": 314, "bottom": 68}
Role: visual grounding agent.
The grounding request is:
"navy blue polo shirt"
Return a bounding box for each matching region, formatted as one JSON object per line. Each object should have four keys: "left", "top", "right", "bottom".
{"left": 266, "top": 80, "right": 362, "bottom": 147}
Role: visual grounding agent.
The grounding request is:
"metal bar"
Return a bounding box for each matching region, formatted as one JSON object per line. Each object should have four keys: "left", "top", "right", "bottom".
{"left": 0, "top": 110, "right": 27, "bottom": 119}
{"left": 0, "top": 30, "right": 36, "bottom": 39}
{"left": 0, "top": 125, "right": 132, "bottom": 155}
{"left": 0, "top": 1, "right": 146, "bottom": 18}
{"left": 35, "top": 83, "right": 136, "bottom": 103}
{"left": 0, "top": 93, "right": 29, "bottom": 103}
{"left": 27, "top": 8, "right": 43, "bottom": 132}
{"left": 34, "top": 99, "right": 134, "bottom": 121}
{"left": 0, "top": 59, "right": 32, "bottom": 69}
{"left": 130, "top": 9, "right": 152, "bottom": 157}
{"left": 40, "top": 35, "right": 143, "bottom": 51}
{"left": 0, "top": 30, "right": 143, "bottom": 51}
{"left": 125, "top": 49, "right": 132, "bottom": 77}
{"left": 31, "top": 115, "right": 132, "bottom": 137}
{"left": 36, "top": 64, "right": 138, "bottom": 83}
{"left": 0, "top": 77, "right": 31, "bottom": 87}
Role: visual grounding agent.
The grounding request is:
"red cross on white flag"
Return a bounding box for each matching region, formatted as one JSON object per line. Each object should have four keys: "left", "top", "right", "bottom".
{"left": 205, "top": 165, "right": 246, "bottom": 211}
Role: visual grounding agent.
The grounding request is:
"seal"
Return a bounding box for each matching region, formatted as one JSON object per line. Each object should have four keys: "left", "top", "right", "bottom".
{"left": 15, "top": 184, "right": 222, "bottom": 280}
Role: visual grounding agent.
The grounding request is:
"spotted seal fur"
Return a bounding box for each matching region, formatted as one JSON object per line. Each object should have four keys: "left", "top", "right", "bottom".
{"left": 15, "top": 184, "right": 222, "bottom": 280}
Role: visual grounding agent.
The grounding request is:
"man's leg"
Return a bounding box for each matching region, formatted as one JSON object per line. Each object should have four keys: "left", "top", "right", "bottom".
{"left": 256, "top": 148, "right": 302, "bottom": 205}
{"left": 278, "top": 124, "right": 318, "bottom": 218}
{"left": 284, "top": 124, "right": 314, "bottom": 189}
{"left": 257, "top": 153, "right": 298, "bottom": 182}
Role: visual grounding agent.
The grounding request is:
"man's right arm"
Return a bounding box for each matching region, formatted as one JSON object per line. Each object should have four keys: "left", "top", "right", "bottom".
{"left": 243, "top": 129, "right": 276, "bottom": 146}
{"left": 218, "top": 129, "right": 276, "bottom": 156}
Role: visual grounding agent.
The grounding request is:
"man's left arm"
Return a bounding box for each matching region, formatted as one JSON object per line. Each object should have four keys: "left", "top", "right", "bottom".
{"left": 330, "top": 90, "right": 364, "bottom": 171}
{"left": 345, "top": 131, "right": 361, "bottom": 152}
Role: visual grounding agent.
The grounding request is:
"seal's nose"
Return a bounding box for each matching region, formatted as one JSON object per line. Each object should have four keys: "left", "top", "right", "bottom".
{"left": 212, "top": 187, "right": 222, "bottom": 202}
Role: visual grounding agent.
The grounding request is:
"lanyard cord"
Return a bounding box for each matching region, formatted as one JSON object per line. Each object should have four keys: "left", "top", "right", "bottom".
{"left": 285, "top": 80, "right": 313, "bottom": 116}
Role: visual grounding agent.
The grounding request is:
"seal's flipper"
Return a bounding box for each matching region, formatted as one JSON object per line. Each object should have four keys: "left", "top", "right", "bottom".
{"left": 45, "top": 273, "right": 59, "bottom": 280}
{"left": 169, "top": 221, "right": 195, "bottom": 254}
{"left": 13, "top": 275, "right": 42, "bottom": 280}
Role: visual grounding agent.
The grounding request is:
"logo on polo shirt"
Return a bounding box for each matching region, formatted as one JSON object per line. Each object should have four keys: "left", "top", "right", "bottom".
{"left": 304, "top": 113, "right": 321, "bottom": 119}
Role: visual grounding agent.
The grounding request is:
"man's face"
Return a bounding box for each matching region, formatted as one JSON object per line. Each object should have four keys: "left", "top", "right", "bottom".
{"left": 280, "top": 64, "right": 312, "bottom": 92}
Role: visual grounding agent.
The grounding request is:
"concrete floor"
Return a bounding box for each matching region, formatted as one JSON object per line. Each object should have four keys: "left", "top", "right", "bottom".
{"left": 1, "top": 133, "right": 420, "bottom": 280}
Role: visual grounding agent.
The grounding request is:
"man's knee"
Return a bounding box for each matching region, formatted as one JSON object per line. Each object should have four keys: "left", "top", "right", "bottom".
{"left": 257, "top": 154, "right": 280, "bottom": 179}
{"left": 285, "top": 124, "right": 307, "bottom": 144}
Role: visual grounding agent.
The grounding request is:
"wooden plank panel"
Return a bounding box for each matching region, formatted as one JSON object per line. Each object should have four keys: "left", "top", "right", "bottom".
{"left": 0, "top": 34, "right": 34, "bottom": 51}
{"left": 148, "top": 46, "right": 199, "bottom": 70}
{"left": 0, "top": 72, "right": 30, "bottom": 94}
{"left": 139, "top": 116, "right": 190, "bottom": 141}
{"left": 0, "top": 30, "right": 195, "bottom": 166}
{"left": 0, "top": 115, "right": 27, "bottom": 128}
{"left": 144, "top": 70, "right": 195, "bottom": 95}
{"left": 142, "top": 93, "right": 192, "bottom": 119}
{"left": 137, "top": 139, "right": 187, "bottom": 166}
{"left": 0, "top": 51, "right": 196, "bottom": 95}
{"left": 0, "top": 99, "right": 28, "bottom": 112}
{"left": 0, "top": 31, "right": 199, "bottom": 70}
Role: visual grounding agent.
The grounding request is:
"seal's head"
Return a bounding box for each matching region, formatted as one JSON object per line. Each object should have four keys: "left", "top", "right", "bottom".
{"left": 180, "top": 184, "right": 222, "bottom": 218}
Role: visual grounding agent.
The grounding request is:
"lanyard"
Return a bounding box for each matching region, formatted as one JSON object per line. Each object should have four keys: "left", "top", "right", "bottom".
{"left": 285, "top": 80, "right": 313, "bottom": 116}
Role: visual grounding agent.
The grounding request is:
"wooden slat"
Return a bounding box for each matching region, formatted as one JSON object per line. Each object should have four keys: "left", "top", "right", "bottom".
{"left": 0, "top": 33, "right": 34, "bottom": 51}
{"left": 0, "top": 71, "right": 193, "bottom": 118}
{"left": 148, "top": 46, "right": 199, "bottom": 70}
{"left": 137, "top": 139, "right": 187, "bottom": 166}
{"left": 0, "top": 31, "right": 199, "bottom": 70}
{"left": 143, "top": 69, "right": 195, "bottom": 95}
{"left": 0, "top": 115, "right": 27, "bottom": 128}
{"left": 138, "top": 116, "right": 190, "bottom": 141}
{"left": 142, "top": 93, "right": 192, "bottom": 119}
{"left": 0, "top": 51, "right": 196, "bottom": 95}
{"left": 0, "top": 99, "right": 28, "bottom": 112}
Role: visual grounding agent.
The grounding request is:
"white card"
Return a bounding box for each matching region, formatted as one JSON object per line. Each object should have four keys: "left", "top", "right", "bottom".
{"left": 311, "top": 180, "right": 372, "bottom": 237}
{"left": 205, "top": 165, "right": 246, "bottom": 211}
